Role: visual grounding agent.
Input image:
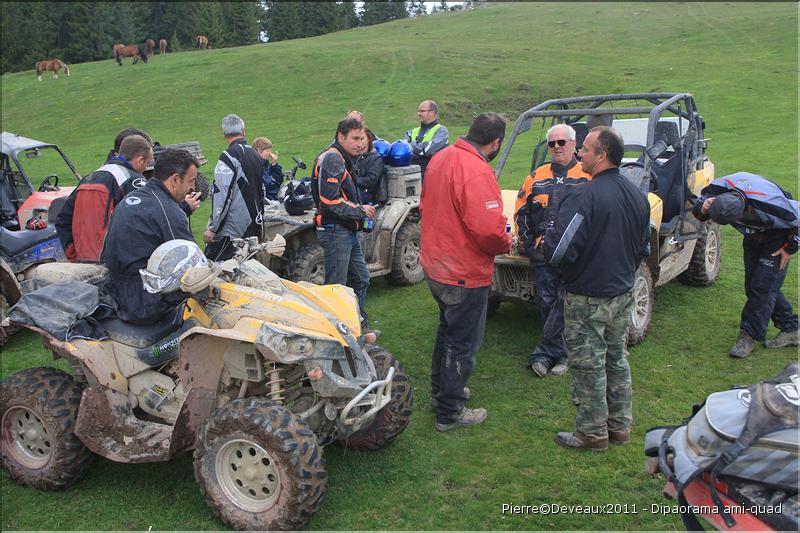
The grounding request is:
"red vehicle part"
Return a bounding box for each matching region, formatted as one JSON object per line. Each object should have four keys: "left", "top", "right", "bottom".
{"left": 17, "top": 188, "right": 74, "bottom": 228}
{"left": 663, "top": 476, "right": 776, "bottom": 531}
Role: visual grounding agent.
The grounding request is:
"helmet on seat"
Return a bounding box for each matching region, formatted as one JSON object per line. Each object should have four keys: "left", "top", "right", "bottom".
{"left": 388, "top": 140, "right": 412, "bottom": 167}
{"left": 139, "top": 239, "right": 208, "bottom": 294}
{"left": 373, "top": 139, "right": 391, "bottom": 160}
{"left": 284, "top": 179, "right": 314, "bottom": 216}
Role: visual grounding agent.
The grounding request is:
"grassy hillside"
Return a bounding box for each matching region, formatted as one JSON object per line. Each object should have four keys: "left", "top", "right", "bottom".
{"left": 1, "top": 2, "right": 798, "bottom": 530}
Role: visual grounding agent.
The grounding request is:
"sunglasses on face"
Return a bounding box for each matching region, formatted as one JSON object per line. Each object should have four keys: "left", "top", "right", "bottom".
{"left": 547, "top": 139, "right": 569, "bottom": 148}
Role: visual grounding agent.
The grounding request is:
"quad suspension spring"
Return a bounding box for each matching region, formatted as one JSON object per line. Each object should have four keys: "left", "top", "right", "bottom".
{"left": 266, "top": 365, "right": 285, "bottom": 403}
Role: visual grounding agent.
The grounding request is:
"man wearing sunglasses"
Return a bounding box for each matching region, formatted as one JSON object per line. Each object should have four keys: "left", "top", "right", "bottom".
{"left": 406, "top": 100, "right": 449, "bottom": 175}
{"left": 514, "top": 124, "right": 591, "bottom": 378}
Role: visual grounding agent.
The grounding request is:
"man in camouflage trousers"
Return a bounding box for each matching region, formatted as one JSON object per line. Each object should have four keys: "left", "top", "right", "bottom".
{"left": 543, "top": 127, "right": 650, "bottom": 451}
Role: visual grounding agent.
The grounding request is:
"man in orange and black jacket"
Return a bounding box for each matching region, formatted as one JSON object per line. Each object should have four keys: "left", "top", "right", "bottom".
{"left": 514, "top": 124, "right": 591, "bottom": 378}
{"left": 312, "top": 117, "right": 377, "bottom": 335}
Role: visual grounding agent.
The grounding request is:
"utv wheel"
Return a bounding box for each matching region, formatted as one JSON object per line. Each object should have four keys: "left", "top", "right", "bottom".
{"left": 627, "top": 265, "right": 653, "bottom": 346}
{"left": 287, "top": 243, "right": 326, "bottom": 285}
{"left": 337, "top": 346, "right": 414, "bottom": 451}
{"left": 194, "top": 398, "right": 326, "bottom": 531}
{"left": 194, "top": 172, "right": 211, "bottom": 201}
{"left": 388, "top": 221, "right": 423, "bottom": 286}
{"left": 0, "top": 368, "right": 94, "bottom": 490}
{"left": 679, "top": 222, "right": 721, "bottom": 287}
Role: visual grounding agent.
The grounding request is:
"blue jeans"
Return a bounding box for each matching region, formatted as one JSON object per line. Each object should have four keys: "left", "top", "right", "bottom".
{"left": 317, "top": 225, "right": 370, "bottom": 325}
{"left": 529, "top": 265, "right": 566, "bottom": 367}
{"left": 427, "top": 278, "right": 489, "bottom": 424}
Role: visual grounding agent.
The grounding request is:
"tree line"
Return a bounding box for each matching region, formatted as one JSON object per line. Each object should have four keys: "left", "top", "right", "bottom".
{"left": 1, "top": 1, "right": 485, "bottom": 75}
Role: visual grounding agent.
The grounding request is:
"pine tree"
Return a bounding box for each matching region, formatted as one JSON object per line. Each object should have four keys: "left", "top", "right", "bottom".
{"left": 361, "top": 1, "right": 409, "bottom": 27}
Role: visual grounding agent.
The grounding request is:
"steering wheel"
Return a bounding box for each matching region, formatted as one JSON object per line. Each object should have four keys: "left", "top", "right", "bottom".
{"left": 38, "top": 174, "right": 60, "bottom": 192}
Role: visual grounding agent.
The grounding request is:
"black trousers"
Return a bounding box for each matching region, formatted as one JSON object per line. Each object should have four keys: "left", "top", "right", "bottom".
{"left": 427, "top": 278, "right": 489, "bottom": 424}
{"left": 740, "top": 231, "right": 798, "bottom": 340}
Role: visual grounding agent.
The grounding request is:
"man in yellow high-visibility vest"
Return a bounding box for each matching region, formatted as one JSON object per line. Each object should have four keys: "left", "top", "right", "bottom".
{"left": 406, "top": 100, "right": 449, "bottom": 175}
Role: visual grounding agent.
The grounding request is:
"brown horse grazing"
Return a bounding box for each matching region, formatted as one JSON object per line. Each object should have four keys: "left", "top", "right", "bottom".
{"left": 145, "top": 39, "right": 156, "bottom": 57}
{"left": 196, "top": 35, "right": 209, "bottom": 50}
{"left": 159, "top": 38, "right": 167, "bottom": 54}
{"left": 114, "top": 44, "right": 148, "bottom": 66}
{"left": 35, "top": 59, "right": 70, "bottom": 81}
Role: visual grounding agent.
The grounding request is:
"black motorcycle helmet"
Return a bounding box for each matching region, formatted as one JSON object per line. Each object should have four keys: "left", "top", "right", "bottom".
{"left": 284, "top": 191, "right": 314, "bottom": 216}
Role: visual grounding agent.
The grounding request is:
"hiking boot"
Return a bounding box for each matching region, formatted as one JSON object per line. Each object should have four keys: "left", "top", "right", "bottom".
{"left": 608, "top": 429, "right": 631, "bottom": 445}
{"left": 430, "top": 387, "right": 470, "bottom": 409}
{"left": 730, "top": 330, "right": 756, "bottom": 358}
{"left": 554, "top": 432, "right": 608, "bottom": 451}
{"left": 550, "top": 363, "right": 568, "bottom": 376}
{"left": 435, "top": 408, "right": 487, "bottom": 432}
{"left": 531, "top": 361, "right": 549, "bottom": 377}
{"left": 764, "top": 329, "right": 799, "bottom": 349}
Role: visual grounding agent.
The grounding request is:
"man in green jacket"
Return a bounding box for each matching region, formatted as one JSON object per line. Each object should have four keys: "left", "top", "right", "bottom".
{"left": 406, "top": 100, "right": 449, "bottom": 175}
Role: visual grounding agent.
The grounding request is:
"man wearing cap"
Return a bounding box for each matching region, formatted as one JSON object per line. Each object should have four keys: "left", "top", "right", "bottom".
{"left": 693, "top": 173, "right": 800, "bottom": 358}
{"left": 406, "top": 100, "right": 449, "bottom": 175}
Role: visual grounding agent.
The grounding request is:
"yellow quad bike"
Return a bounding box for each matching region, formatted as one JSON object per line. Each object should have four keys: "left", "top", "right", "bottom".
{"left": 491, "top": 93, "right": 722, "bottom": 345}
{"left": 0, "top": 237, "right": 413, "bottom": 531}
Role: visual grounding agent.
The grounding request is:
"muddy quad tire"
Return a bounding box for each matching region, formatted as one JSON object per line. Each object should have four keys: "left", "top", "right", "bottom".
{"left": 194, "top": 172, "right": 211, "bottom": 201}
{"left": 627, "top": 265, "right": 654, "bottom": 346}
{"left": 388, "top": 221, "right": 423, "bottom": 286}
{"left": 337, "top": 346, "right": 414, "bottom": 451}
{"left": 679, "top": 222, "right": 721, "bottom": 287}
{"left": 0, "top": 292, "right": 10, "bottom": 346}
{"left": 0, "top": 368, "right": 94, "bottom": 490}
{"left": 287, "top": 243, "right": 326, "bottom": 285}
{"left": 194, "top": 398, "right": 326, "bottom": 531}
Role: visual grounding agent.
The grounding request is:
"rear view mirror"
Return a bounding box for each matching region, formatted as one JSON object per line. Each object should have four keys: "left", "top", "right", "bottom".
{"left": 647, "top": 140, "right": 668, "bottom": 160}
{"left": 293, "top": 156, "right": 307, "bottom": 170}
{"left": 25, "top": 149, "right": 41, "bottom": 159}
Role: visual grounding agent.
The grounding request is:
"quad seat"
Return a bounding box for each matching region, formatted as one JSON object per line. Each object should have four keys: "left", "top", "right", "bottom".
{"left": 0, "top": 225, "right": 59, "bottom": 256}
{"left": 99, "top": 303, "right": 186, "bottom": 349}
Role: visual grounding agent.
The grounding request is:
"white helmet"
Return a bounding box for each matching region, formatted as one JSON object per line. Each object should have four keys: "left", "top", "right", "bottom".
{"left": 139, "top": 239, "right": 208, "bottom": 294}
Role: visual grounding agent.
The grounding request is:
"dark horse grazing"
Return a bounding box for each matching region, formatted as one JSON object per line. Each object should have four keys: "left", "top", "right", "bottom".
{"left": 196, "top": 35, "right": 209, "bottom": 50}
{"left": 159, "top": 38, "right": 167, "bottom": 54}
{"left": 36, "top": 59, "right": 70, "bottom": 81}
{"left": 145, "top": 39, "right": 156, "bottom": 57}
{"left": 114, "top": 44, "right": 148, "bottom": 66}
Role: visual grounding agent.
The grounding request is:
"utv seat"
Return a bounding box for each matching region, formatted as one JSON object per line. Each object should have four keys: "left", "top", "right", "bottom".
{"left": 651, "top": 121, "right": 684, "bottom": 222}
{"left": 99, "top": 303, "right": 186, "bottom": 349}
{"left": 0, "top": 225, "right": 59, "bottom": 256}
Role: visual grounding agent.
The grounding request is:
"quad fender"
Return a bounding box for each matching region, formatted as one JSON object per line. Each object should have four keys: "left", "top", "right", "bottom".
{"left": 0, "top": 258, "right": 21, "bottom": 305}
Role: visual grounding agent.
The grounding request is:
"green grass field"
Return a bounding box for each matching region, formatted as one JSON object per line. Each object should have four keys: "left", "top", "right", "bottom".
{"left": 1, "top": 2, "right": 798, "bottom": 530}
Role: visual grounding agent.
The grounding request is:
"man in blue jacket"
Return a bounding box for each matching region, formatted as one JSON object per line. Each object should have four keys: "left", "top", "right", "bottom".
{"left": 693, "top": 173, "right": 799, "bottom": 357}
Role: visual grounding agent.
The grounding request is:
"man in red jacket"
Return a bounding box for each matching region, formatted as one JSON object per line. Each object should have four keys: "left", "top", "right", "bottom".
{"left": 420, "top": 112, "right": 512, "bottom": 432}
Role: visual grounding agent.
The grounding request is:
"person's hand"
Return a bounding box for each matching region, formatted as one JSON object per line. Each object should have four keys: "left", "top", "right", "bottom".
{"left": 269, "top": 151, "right": 278, "bottom": 164}
{"left": 203, "top": 228, "right": 216, "bottom": 243}
{"left": 361, "top": 204, "right": 376, "bottom": 219}
{"left": 701, "top": 197, "right": 716, "bottom": 215}
{"left": 185, "top": 192, "right": 201, "bottom": 212}
{"left": 772, "top": 247, "right": 792, "bottom": 270}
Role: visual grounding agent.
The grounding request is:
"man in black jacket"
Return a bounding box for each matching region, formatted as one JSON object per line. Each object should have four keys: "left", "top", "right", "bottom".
{"left": 312, "top": 118, "right": 377, "bottom": 337}
{"left": 100, "top": 149, "right": 199, "bottom": 324}
{"left": 544, "top": 126, "right": 650, "bottom": 451}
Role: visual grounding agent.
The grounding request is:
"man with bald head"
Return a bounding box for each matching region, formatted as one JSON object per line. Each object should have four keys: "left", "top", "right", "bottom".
{"left": 406, "top": 100, "right": 449, "bottom": 175}
{"left": 543, "top": 126, "right": 650, "bottom": 452}
{"left": 514, "top": 123, "right": 591, "bottom": 378}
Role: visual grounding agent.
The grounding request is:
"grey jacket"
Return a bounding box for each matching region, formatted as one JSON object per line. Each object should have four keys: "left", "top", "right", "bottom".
{"left": 208, "top": 140, "right": 264, "bottom": 239}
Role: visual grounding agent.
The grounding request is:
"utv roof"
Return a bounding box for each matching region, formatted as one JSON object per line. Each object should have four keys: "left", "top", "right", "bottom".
{"left": 1, "top": 132, "right": 55, "bottom": 157}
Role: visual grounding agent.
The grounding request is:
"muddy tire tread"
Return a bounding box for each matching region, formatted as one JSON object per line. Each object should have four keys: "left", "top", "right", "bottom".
{"left": 338, "top": 346, "right": 414, "bottom": 451}
{"left": 0, "top": 367, "right": 93, "bottom": 490}
{"left": 193, "top": 398, "right": 326, "bottom": 530}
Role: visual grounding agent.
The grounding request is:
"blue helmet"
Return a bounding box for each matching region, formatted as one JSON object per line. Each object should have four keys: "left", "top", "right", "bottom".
{"left": 388, "top": 140, "right": 412, "bottom": 167}
{"left": 373, "top": 138, "right": 391, "bottom": 160}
